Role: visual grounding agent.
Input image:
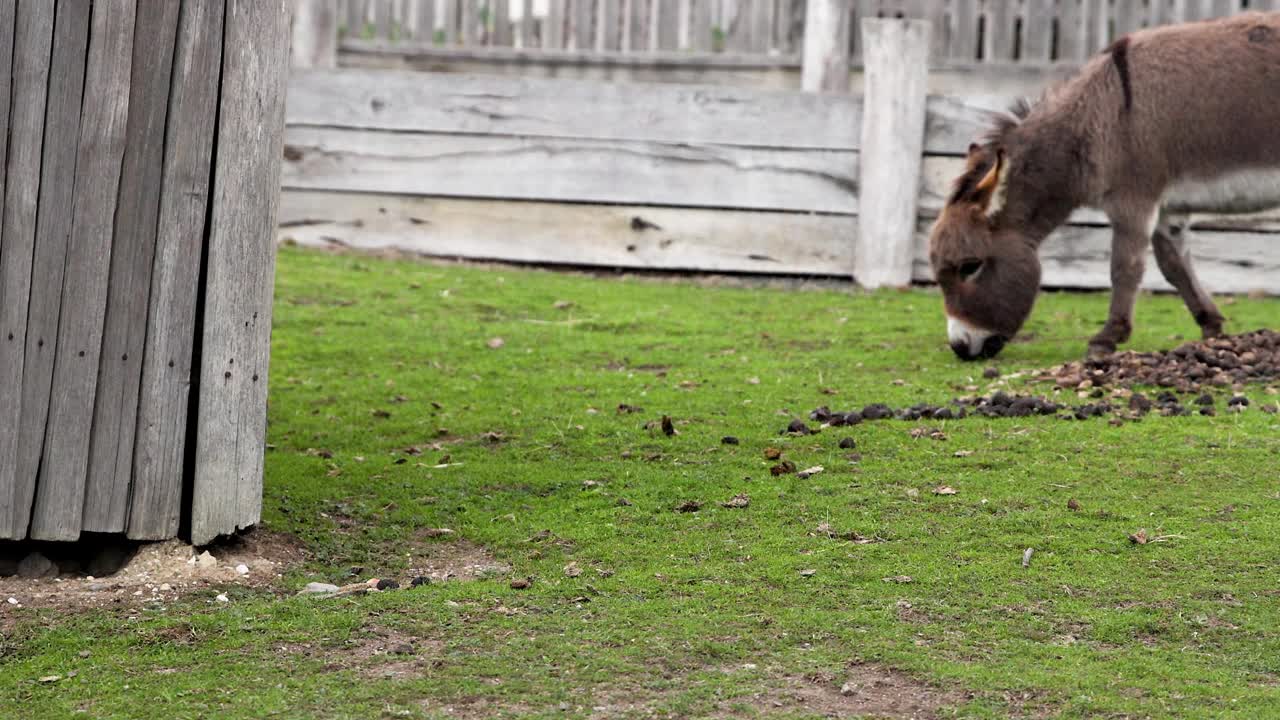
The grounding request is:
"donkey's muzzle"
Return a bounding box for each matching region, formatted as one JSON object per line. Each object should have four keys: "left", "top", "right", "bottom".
{"left": 949, "top": 334, "right": 1006, "bottom": 361}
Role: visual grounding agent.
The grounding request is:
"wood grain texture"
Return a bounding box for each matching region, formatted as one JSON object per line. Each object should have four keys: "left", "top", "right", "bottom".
{"left": 292, "top": 0, "right": 339, "bottom": 67}
{"left": 277, "top": 191, "right": 855, "bottom": 274}
{"left": 0, "top": 0, "right": 44, "bottom": 540}
{"left": 281, "top": 126, "right": 858, "bottom": 213}
{"left": 130, "top": 0, "right": 226, "bottom": 541}
{"left": 16, "top": 0, "right": 91, "bottom": 538}
{"left": 191, "top": 0, "right": 291, "bottom": 545}
{"left": 800, "top": 0, "right": 850, "bottom": 92}
{"left": 285, "top": 68, "right": 862, "bottom": 149}
{"left": 31, "top": 0, "right": 138, "bottom": 541}
{"left": 983, "top": 0, "right": 1015, "bottom": 62}
{"left": 83, "top": 0, "right": 180, "bottom": 534}
{"left": 856, "top": 17, "right": 929, "bottom": 287}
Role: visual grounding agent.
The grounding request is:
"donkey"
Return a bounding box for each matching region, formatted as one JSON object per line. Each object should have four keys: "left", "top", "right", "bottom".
{"left": 929, "top": 11, "right": 1280, "bottom": 361}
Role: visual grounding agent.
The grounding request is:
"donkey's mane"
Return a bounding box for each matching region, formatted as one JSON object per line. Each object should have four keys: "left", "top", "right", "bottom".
{"left": 946, "top": 98, "right": 1034, "bottom": 205}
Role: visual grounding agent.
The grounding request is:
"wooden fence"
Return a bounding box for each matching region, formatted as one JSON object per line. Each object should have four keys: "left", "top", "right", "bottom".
{"left": 297, "top": 0, "right": 1280, "bottom": 69}
{"left": 0, "top": 0, "right": 291, "bottom": 545}
{"left": 276, "top": 17, "right": 1280, "bottom": 295}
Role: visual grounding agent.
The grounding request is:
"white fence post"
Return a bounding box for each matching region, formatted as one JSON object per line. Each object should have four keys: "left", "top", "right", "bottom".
{"left": 856, "top": 17, "right": 930, "bottom": 289}
{"left": 800, "top": 0, "right": 849, "bottom": 92}
{"left": 291, "top": 0, "right": 339, "bottom": 68}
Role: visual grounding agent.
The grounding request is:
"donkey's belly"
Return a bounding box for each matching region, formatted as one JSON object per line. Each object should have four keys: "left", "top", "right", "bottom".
{"left": 1162, "top": 168, "right": 1280, "bottom": 215}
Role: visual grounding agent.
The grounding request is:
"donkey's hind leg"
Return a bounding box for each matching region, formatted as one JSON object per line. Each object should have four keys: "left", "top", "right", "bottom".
{"left": 1150, "top": 216, "right": 1226, "bottom": 340}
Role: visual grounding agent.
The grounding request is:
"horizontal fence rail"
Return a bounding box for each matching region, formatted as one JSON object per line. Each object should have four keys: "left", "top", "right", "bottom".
{"left": 294, "top": 0, "right": 1280, "bottom": 69}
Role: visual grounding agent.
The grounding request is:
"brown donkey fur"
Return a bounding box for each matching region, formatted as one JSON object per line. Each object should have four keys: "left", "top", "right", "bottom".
{"left": 929, "top": 11, "right": 1280, "bottom": 361}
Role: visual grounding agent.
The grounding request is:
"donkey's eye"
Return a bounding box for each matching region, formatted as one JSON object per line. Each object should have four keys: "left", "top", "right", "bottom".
{"left": 958, "top": 259, "right": 985, "bottom": 280}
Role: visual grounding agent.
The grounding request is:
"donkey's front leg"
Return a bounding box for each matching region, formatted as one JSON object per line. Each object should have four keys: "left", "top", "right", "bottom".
{"left": 1150, "top": 218, "right": 1225, "bottom": 340}
{"left": 1087, "top": 210, "right": 1154, "bottom": 359}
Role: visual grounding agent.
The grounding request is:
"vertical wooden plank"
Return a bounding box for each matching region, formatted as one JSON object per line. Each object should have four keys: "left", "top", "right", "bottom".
{"left": 749, "top": 0, "right": 773, "bottom": 52}
{"left": 1022, "top": 0, "right": 1054, "bottom": 62}
{"left": 801, "top": 0, "right": 850, "bottom": 91}
{"left": 15, "top": 0, "right": 92, "bottom": 539}
{"left": 0, "top": 1, "right": 39, "bottom": 541}
{"left": 597, "top": 0, "right": 619, "bottom": 48}
{"left": 443, "top": 0, "right": 459, "bottom": 43}
{"left": 983, "top": 0, "right": 1016, "bottom": 61}
{"left": 130, "top": 0, "right": 226, "bottom": 541}
{"left": 190, "top": 0, "right": 291, "bottom": 545}
{"left": 462, "top": 0, "right": 480, "bottom": 43}
{"left": 292, "top": 0, "right": 339, "bottom": 67}
{"left": 1148, "top": 0, "right": 1183, "bottom": 27}
{"left": 723, "top": 0, "right": 747, "bottom": 51}
{"left": 573, "top": 0, "right": 594, "bottom": 49}
{"left": 1057, "top": 0, "right": 1085, "bottom": 61}
{"left": 857, "top": 17, "right": 929, "bottom": 288}
{"left": 949, "top": 0, "right": 977, "bottom": 61}
{"left": 1082, "top": 0, "right": 1108, "bottom": 54}
{"left": 519, "top": 0, "right": 534, "bottom": 46}
{"left": 414, "top": 0, "right": 437, "bottom": 41}
{"left": 346, "top": 0, "right": 369, "bottom": 35}
{"left": 82, "top": 0, "right": 180, "bottom": 535}
{"left": 545, "top": 0, "right": 565, "bottom": 46}
{"left": 625, "top": 0, "right": 648, "bottom": 50}
{"left": 30, "top": 0, "right": 137, "bottom": 541}
{"left": 691, "top": 0, "right": 713, "bottom": 49}
{"left": 493, "top": 0, "right": 513, "bottom": 44}
{"left": 372, "top": 0, "right": 392, "bottom": 38}
{"left": 1113, "top": 0, "right": 1145, "bottom": 36}
{"left": 651, "top": 0, "right": 679, "bottom": 48}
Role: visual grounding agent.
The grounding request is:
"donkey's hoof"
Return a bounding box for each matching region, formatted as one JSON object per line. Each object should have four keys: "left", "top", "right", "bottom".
{"left": 1085, "top": 343, "right": 1115, "bottom": 362}
{"left": 1200, "top": 324, "right": 1225, "bottom": 341}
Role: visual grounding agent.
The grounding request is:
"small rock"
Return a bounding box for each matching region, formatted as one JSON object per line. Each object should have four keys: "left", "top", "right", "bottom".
{"left": 235, "top": 564, "right": 249, "bottom": 575}
{"left": 215, "top": 593, "right": 229, "bottom": 603}
{"left": 6, "top": 597, "right": 17, "bottom": 605}
{"left": 799, "top": 569, "right": 816, "bottom": 577}
{"left": 194, "top": 551, "right": 217, "bottom": 570}
{"left": 510, "top": 577, "right": 532, "bottom": 590}
{"left": 38, "top": 676, "right": 60, "bottom": 684}
{"left": 78, "top": 650, "right": 91, "bottom": 658}
{"left": 299, "top": 582, "right": 340, "bottom": 596}
{"left": 17, "top": 552, "right": 57, "bottom": 579}
{"left": 486, "top": 337, "right": 505, "bottom": 349}
{"left": 932, "top": 485, "right": 958, "bottom": 495}
{"left": 159, "top": 583, "right": 172, "bottom": 592}
{"left": 796, "top": 466, "right": 824, "bottom": 479}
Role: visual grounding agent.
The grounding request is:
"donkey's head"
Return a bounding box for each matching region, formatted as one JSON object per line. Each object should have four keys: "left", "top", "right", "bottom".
{"left": 929, "top": 140, "right": 1041, "bottom": 361}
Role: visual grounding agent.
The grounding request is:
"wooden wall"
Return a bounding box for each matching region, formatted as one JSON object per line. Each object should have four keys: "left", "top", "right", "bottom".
{"left": 277, "top": 64, "right": 1280, "bottom": 294}
{"left": 0, "top": 0, "right": 292, "bottom": 545}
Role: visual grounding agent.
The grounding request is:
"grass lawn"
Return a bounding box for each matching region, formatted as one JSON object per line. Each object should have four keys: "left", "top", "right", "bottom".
{"left": 6, "top": 245, "right": 1280, "bottom": 719}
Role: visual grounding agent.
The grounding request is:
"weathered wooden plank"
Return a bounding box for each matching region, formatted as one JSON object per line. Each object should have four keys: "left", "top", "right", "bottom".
{"left": 651, "top": 0, "right": 679, "bottom": 49}
{"left": 948, "top": 0, "right": 978, "bottom": 60}
{"left": 572, "top": 0, "right": 593, "bottom": 48}
{"left": 130, "top": 0, "right": 226, "bottom": 541}
{"left": 518, "top": 0, "right": 534, "bottom": 47}
{"left": 282, "top": 126, "right": 858, "bottom": 213}
{"left": 597, "top": 0, "right": 619, "bottom": 48}
{"left": 749, "top": 0, "right": 773, "bottom": 52}
{"left": 546, "top": 0, "right": 565, "bottom": 47}
{"left": 286, "top": 68, "right": 862, "bottom": 148}
{"left": 983, "top": 0, "right": 1016, "bottom": 61}
{"left": 801, "top": 0, "right": 850, "bottom": 91}
{"left": 1022, "top": 0, "right": 1055, "bottom": 62}
{"left": 414, "top": 0, "right": 437, "bottom": 41}
{"left": 856, "top": 17, "right": 928, "bottom": 287}
{"left": 690, "top": 0, "right": 712, "bottom": 50}
{"left": 1113, "top": 0, "right": 1145, "bottom": 36}
{"left": 625, "top": 0, "right": 647, "bottom": 51}
{"left": 83, "top": 0, "right": 180, "bottom": 535}
{"left": 372, "top": 0, "right": 393, "bottom": 38}
{"left": 461, "top": 0, "right": 479, "bottom": 43}
{"left": 15, "top": 0, "right": 91, "bottom": 538}
{"left": 191, "top": 0, "right": 291, "bottom": 545}
{"left": 31, "top": 0, "right": 138, "bottom": 541}
{"left": 493, "top": 0, "right": 513, "bottom": 45}
{"left": 293, "top": 0, "right": 340, "bottom": 66}
{"left": 346, "top": 0, "right": 369, "bottom": 34}
{"left": 278, "top": 191, "right": 855, "bottom": 274}
{"left": 0, "top": 0, "right": 41, "bottom": 540}
{"left": 1056, "top": 0, "right": 1086, "bottom": 62}
{"left": 911, "top": 221, "right": 1280, "bottom": 295}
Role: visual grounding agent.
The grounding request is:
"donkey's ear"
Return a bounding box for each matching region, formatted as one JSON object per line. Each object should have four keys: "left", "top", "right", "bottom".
{"left": 967, "top": 142, "right": 980, "bottom": 155}
{"left": 970, "top": 148, "right": 1007, "bottom": 217}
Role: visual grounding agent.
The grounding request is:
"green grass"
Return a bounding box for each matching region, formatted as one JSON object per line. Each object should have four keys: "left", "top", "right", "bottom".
{"left": 7, "top": 246, "right": 1280, "bottom": 719}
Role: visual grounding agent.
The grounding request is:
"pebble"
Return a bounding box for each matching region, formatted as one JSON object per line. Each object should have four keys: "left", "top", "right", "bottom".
{"left": 78, "top": 650, "right": 91, "bottom": 658}
{"left": 17, "top": 552, "right": 57, "bottom": 579}
{"left": 159, "top": 583, "right": 171, "bottom": 592}
{"left": 6, "top": 597, "right": 17, "bottom": 605}
{"left": 192, "top": 551, "right": 217, "bottom": 569}
{"left": 215, "top": 593, "right": 229, "bottom": 603}
{"left": 235, "top": 564, "right": 249, "bottom": 575}
{"left": 298, "top": 582, "right": 340, "bottom": 595}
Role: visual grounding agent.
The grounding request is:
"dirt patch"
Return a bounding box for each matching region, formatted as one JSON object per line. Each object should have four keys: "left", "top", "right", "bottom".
{"left": 0, "top": 528, "right": 305, "bottom": 627}
{"left": 408, "top": 537, "right": 511, "bottom": 582}
{"left": 280, "top": 623, "right": 447, "bottom": 679}
{"left": 721, "top": 665, "right": 966, "bottom": 720}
